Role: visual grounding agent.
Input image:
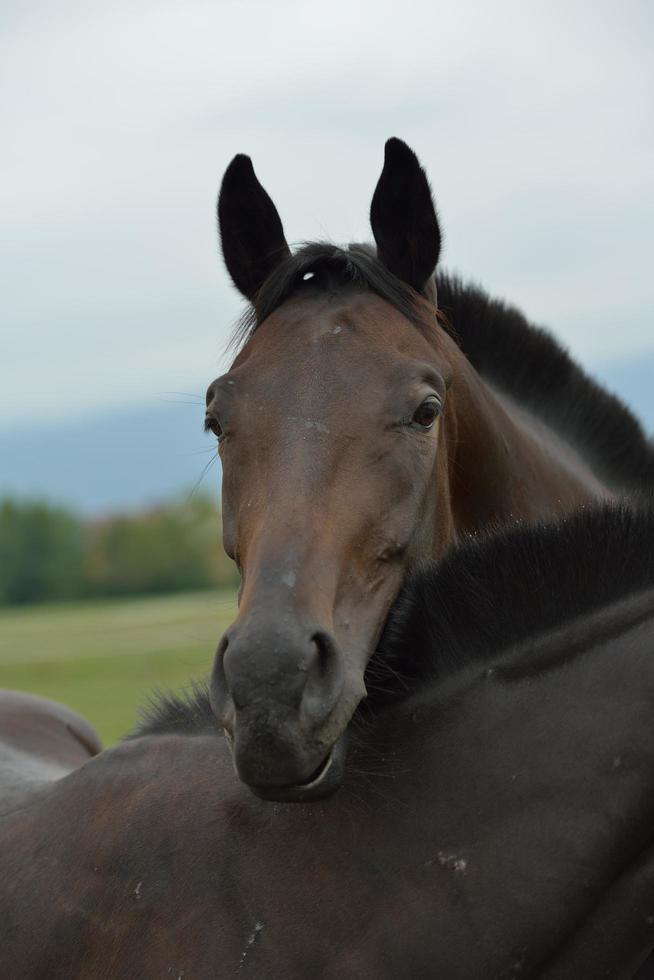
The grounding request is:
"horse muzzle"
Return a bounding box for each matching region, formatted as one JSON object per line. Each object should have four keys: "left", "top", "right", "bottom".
{"left": 210, "top": 617, "right": 360, "bottom": 801}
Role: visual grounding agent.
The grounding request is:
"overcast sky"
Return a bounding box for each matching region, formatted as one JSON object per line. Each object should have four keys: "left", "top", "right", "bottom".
{"left": 2, "top": 0, "right": 653, "bottom": 427}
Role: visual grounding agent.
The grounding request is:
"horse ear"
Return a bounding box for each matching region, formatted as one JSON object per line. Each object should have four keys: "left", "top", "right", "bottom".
{"left": 370, "top": 138, "right": 441, "bottom": 293}
{"left": 217, "top": 154, "right": 290, "bottom": 301}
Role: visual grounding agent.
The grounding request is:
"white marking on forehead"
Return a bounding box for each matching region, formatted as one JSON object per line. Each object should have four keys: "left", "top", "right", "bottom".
{"left": 332, "top": 325, "right": 342, "bottom": 334}
{"left": 282, "top": 571, "right": 296, "bottom": 588}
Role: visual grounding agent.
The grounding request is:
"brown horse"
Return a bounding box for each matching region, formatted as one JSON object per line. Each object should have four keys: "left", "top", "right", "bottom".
{"left": 3, "top": 502, "right": 654, "bottom": 978}
{"left": 207, "top": 137, "right": 654, "bottom": 801}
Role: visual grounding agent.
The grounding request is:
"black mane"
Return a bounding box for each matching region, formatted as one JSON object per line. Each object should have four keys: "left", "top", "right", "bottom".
{"left": 230, "top": 242, "right": 654, "bottom": 492}
{"left": 436, "top": 274, "right": 654, "bottom": 492}
{"left": 133, "top": 499, "right": 654, "bottom": 738}
{"left": 371, "top": 497, "right": 654, "bottom": 702}
{"left": 132, "top": 680, "right": 214, "bottom": 738}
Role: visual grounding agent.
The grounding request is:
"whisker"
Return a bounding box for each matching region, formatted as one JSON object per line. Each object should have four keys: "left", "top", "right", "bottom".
{"left": 188, "top": 454, "right": 218, "bottom": 498}
{"left": 161, "top": 391, "right": 204, "bottom": 400}
{"left": 157, "top": 398, "right": 206, "bottom": 406}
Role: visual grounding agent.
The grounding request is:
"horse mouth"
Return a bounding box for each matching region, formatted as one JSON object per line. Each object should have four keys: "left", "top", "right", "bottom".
{"left": 236, "top": 736, "right": 347, "bottom": 804}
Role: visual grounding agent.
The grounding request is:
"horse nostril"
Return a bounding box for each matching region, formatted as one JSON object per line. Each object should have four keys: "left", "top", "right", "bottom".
{"left": 301, "top": 630, "right": 344, "bottom": 724}
{"left": 311, "top": 630, "right": 340, "bottom": 684}
{"left": 210, "top": 632, "right": 234, "bottom": 724}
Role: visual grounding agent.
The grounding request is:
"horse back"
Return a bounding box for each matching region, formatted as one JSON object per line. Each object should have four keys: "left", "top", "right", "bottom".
{"left": 0, "top": 690, "right": 102, "bottom": 810}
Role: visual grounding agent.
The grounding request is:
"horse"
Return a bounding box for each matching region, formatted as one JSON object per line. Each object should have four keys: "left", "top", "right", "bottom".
{"left": 206, "top": 137, "right": 654, "bottom": 802}
{"left": 3, "top": 500, "right": 654, "bottom": 978}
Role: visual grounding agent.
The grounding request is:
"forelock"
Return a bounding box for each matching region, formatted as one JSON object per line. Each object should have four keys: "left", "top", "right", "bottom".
{"left": 228, "top": 242, "right": 439, "bottom": 353}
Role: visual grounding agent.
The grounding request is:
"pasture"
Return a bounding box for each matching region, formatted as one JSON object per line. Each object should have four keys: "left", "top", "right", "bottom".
{"left": 0, "top": 589, "right": 236, "bottom": 744}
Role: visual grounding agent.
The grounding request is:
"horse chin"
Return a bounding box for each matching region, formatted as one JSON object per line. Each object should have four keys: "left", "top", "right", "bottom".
{"left": 240, "top": 735, "right": 347, "bottom": 804}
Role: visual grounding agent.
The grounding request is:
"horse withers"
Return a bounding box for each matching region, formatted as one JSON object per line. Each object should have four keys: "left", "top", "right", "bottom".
{"left": 206, "top": 138, "right": 654, "bottom": 801}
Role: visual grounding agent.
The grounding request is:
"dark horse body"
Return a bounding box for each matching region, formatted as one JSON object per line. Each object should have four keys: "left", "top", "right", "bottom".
{"left": 207, "top": 139, "right": 654, "bottom": 800}
{"left": 2, "top": 503, "right": 654, "bottom": 978}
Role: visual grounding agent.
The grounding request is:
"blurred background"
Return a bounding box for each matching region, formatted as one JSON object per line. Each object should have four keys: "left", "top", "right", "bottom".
{"left": 1, "top": 0, "right": 652, "bottom": 743}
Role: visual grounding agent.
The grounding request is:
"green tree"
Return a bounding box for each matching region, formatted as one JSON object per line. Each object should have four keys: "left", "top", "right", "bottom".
{"left": 0, "top": 499, "right": 85, "bottom": 605}
{"left": 0, "top": 493, "right": 238, "bottom": 606}
{"left": 83, "top": 494, "right": 238, "bottom": 597}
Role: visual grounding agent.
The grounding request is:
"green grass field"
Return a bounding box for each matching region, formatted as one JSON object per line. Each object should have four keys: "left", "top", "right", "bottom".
{"left": 0, "top": 589, "right": 238, "bottom": 745}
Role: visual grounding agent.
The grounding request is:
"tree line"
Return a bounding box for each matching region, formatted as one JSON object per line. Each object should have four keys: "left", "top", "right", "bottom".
{"left": 0, "top": 495, "right": 239, "bottom": 606}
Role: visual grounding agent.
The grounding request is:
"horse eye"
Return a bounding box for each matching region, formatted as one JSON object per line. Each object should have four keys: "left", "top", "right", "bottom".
{"left": 412, "top": 397, "right": 441, "bottom": 430}
{"left": 204, "top": 414, "right": 224, "bottom": 440}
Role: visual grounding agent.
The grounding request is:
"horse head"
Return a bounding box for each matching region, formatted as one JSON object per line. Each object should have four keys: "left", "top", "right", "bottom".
{"left": 207, "top": 140, "right": 460, "bottom": 801}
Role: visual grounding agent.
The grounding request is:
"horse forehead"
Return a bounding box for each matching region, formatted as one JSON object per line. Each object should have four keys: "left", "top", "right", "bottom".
{"left": 241, "top": 337, "right": 418, "bottom": 413}
{"left": 241, "top": 293, "right": 433, "bottom": 377}
{"left": 292, "top": 292, "right": 410, "bottom": 341}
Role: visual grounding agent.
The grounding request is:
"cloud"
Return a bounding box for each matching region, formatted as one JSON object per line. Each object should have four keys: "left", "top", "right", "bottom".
{"left": 1, "top": 0, "right": 653, "bottom": 424}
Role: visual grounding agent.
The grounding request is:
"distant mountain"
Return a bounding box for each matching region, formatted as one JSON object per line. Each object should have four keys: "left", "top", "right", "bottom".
{"left": 0, "top": 400, "right": 220, "bottom": 515}
{"left": 0, "top": 355, "right": 652, "bottom": 514}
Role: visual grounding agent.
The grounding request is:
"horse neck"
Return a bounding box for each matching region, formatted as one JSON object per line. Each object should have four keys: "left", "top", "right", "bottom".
{"left": 437, "top": 354, "right": 608, "bottom": 548}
